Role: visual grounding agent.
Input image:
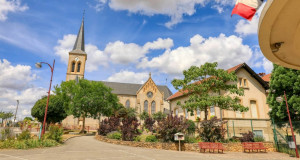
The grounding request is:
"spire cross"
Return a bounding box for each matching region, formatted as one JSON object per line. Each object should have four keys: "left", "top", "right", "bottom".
{"left": 83, "top": 10, "right": 85, "bottom": 20}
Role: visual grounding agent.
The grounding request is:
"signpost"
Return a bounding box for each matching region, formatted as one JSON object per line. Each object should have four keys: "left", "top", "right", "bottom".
{"left": 174, "top": 132, "right": 184, "bottom": 151}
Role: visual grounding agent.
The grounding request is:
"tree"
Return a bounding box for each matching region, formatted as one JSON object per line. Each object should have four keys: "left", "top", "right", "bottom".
{"left": 267, "top": 64, "right": 300, "bottom": 130}
{"left": 23, "top": 117, "right": 33, "bottom": 121}
{"left": 139, "top": 111, "right": 149, "bottom": 120}
{"left": 0, "top": 111, "right": 14, "bottom": 127}
{"left": 55, "top": 79, "right": 120, "bottom": 133}
{"left": 172, "top": 62, "right": 248, "bottom": 120}
{"left": 31, "top": 95, "right": 67, "bottom": 124}
{"left": 152, "top": 111, "right": 167, "bottom": 122}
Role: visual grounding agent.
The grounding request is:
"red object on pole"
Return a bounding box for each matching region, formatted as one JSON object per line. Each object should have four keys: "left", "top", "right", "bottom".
{"left": 41, "top": 60, "right": 55, "bottom": 136}
{"left": 284, "top": 91, "right": 299, "bottom": 158}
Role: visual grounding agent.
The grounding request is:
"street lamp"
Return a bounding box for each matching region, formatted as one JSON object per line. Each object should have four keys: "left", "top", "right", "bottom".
{"left": 14, "top": 100, "right": 19, "bottom": 125}
{"left": 276, "top": 91, "right": 299, "bottom": 158}
{"left": 35, "top": 60, "right": 55, "bottom": 136}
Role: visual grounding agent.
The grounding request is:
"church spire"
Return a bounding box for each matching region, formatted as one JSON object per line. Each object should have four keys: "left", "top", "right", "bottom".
{"left": 70, "top": 12, "right": 86, "bottom": 54}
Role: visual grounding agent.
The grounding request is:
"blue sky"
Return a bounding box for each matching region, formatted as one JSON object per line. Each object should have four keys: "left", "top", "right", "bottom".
{"left": 0, "top": 0, "right": 272, "bottom": 119}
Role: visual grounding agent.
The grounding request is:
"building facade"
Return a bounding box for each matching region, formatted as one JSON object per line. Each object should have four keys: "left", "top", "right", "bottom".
{"left": 62, "top": 18, "right": 172, "bottom": 130}
{"left": 167, "top": 63, "right": 274, "bottom": 141}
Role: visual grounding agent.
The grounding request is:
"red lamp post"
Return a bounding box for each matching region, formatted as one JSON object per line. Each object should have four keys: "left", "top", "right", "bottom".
{"left": 35, "top": 60, "right": 55, "bottom": 136}
{"left": 276, "top": 91, "right": 299, "bottom": 158}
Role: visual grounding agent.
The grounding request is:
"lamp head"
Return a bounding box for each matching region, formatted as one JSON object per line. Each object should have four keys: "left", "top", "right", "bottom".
{"left": 35, "top": 63, "right": 42, "bottom": 69}
{"left": 276, "top": 96, "right": 283, "bottom": 103}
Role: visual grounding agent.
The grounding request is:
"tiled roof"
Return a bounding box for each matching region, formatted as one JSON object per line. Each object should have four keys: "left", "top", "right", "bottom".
{"left": 100, "top": 81, "right": 173, "bottom": 100}
{"left": 167, "top": 63, "right": 269, "bottom": 101}
{"left": 262, "top": 74, "right": 271, "bottom": 82}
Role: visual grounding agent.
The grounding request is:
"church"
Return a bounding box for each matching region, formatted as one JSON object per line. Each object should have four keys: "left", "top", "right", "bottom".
{"left": 62, "top": 18, "right": 173, "bottom": 130}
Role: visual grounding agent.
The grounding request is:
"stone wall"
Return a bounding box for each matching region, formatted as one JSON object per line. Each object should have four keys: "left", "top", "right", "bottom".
{"left": 95, "top": 135, "right": 276, "bottom": 152}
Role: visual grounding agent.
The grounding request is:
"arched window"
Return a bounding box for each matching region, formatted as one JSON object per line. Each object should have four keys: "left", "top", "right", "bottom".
{"left": 125, "top": 99, "right": 130, "bottom": 108}
{"left": 77, "top": 62, "right": 81, "bottom": 72}
{"left": 71, "top": 62, "right": 75, "bottom": 72}
{"left": 144, "top": 100, "right": 148, "bottom": 113}
{"left": 151, "top": 101, "right": 156, "bottom": 114}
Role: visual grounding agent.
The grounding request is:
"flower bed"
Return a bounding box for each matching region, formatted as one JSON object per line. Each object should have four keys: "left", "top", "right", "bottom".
{"left": 95, "top": 135, "right": 276, "bottom": 152}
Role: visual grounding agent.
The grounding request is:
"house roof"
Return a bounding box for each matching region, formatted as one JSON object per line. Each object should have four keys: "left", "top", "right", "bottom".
{"left": 100, "top": 81, "right": 173, "bottom": 100}
{"left": 167, "top": 63, "right": 269, "bottom": 101}
{"left": 262, "top": 74, "right": 271, "bottom": 82}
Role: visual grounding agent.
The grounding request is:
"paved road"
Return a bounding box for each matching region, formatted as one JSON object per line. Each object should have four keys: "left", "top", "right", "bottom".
{"left": 0, "top": 136, "right": 295, "bottom": 160}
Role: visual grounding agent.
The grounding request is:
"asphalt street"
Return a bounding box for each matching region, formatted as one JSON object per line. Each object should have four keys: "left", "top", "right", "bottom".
{"left": 0, "top": 136, "right": 295, "bottom": 160}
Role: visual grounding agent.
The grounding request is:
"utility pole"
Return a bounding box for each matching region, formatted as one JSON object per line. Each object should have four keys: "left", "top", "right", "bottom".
{"left": 14, "top": 100, "right": 19, "bottom": 124}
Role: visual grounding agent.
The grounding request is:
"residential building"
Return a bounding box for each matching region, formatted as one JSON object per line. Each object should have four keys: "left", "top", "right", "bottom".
{"left": 167, "top": 63, "right": 274, "bottom": 141}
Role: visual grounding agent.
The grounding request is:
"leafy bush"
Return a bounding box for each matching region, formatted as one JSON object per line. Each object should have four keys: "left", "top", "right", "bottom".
{"left": 152, "top": 111, "right": 166, "bottom": 122}
{"left": 144, "top": 117, "right": 155, "bottom": 132}
{"left": 139, "top": 111, "right": 149, "bottom": 120}
{"left": 133, "top": 136, "right": 141, "bottom": 142}
{"left": 199, "top": 117, "right": 227, "bottom": 142}
{"left": 145, "top": 135, "right": 158, "bottom": 142}
{"left": 120, "top": 117, "right": 140, "bottom": 141}
{"left": 17, "top": 130, "right": 31, "bottom": 141}
{"left": 186, "top": 120, "right": 196, "bottom": 135}
{"left": 240, "top": 131, "right": 254, "bottom": 142}
{"left": 0, "top": 139, "right": 59, "bottom": 149}
{"left": 46, "top": 125, "right": 63, "bottom": 142}
{"left": 254, "top": 136, "right": 265, "bottom": 142}
{"left": 107, "top": 131, "right": 122, "bottom": 140}
{"left": 114, "top": 107, "right": 137, "bottom": 118}
{"left": 98, "top": 116, "right": 120, "bottom": 136}
{"left": 0, "top": 127, "right": 15, "bottom": 140}
{"left": 155, "top": 114, "right": 188, "bottom": 142}
{"left": 185, "top": 135, "right": 198, "bottom": 143}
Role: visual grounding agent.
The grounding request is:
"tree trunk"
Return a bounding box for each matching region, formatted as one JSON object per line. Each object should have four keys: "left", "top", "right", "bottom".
{"left": 204, "top": 108, "right": 208, "bottom": 120}
{"left": 80, "top": 114, "right": 86, "bottom": 134}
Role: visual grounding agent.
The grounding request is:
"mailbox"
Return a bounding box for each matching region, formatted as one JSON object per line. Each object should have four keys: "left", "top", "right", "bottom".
{"left": 174, "top": 132, "right": 184, "bottom": 141}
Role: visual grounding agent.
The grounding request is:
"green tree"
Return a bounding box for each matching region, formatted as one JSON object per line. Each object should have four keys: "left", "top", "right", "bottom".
{"left": 267, "top": 64, "right": 300, "bottom": 129}
{"left": 0, "top": 111, "right": 14, "bottom": 126}
{"left": 31, "top": 95, "right": 67, "bottom": 124}
{"left": 172, "top": 62, "right": 248, "bottom": 120}
{"left": 23, "top": 117, "right": 33, "bottom": 121}
{"left": 152, "top": 111, "right": 167, "bottom": 122}
{"left": 139, "top": 111, "right": 149, "bottom": 120}
{"left": 55, "top": 79, "right": 120, "bottom": 133}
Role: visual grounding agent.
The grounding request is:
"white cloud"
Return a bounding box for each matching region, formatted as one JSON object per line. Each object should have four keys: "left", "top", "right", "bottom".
{"left": 0, "top": 59, "right": 36, "bottom": 90}
{"left": 137, "top": 34, "right": 253, "bottom": 75}
{"left": 54, "top": 34, "right": 108, "bottom": 72}
{"left": 91, "top": 0, "right": 234, "bottom": 28}
{"left": 263, "top": 58, "right": 273, "bottom": 73}
{"left": 0, "top": 59, "right": 47, "bottom": 120}
{"left": 234, "top": 2, "right": 266, "bottom": 36}
{"left": 107, "top": 70, "right": 148, "bottom": 84}
{"left": 0, "top": 0, "right": 28, "bottom": 21}
{"left": 104, "top": 38, "right": 173, "bottom": 64}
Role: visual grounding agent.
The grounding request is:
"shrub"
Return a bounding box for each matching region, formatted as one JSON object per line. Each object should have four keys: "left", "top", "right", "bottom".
{"left": 133, "top": 136, "right": 141, "bottom": 142}
{"left": 98, "top": 116, "right": 120, "bottom": 136}
{"left": 152, "top": 111, "right": 167, "bottom": 122}
{"left": 17, "top": 130, "right": 31, "bottom": 141}
{"left": 144, "top": 117, "right": 155, "bottom": 132}
{"left": 107, "top": 131, "right": 122, "bottom": 140}
{"left": 240, "top": 131, "right": 254, "bottom": 142}
{"left": 120, "top": 117, "right": 140, "bottom": 141}
{"left": 139, "top": 111, "right": 149, "bottom": 120}
{"left": 145, "top": 135, "right": 158, "bottom": 142}
{"left": 199, "top": 117, "right": 227, "bottom": 142}
{"left": 46, "top": 125, "right": 63, "bottom": 142}
{"left": 254, "top": 136, "right": 265, "bottom": 142}
{"left": 155, "top": 114, "right": 188, "bottom": 142}
{"left": 0, "top": 127, "right": 15, "bottom": 140}
{"left": 185, "top": 135, "right": 198, "bottom": 143}
{"left": 186, "top": 120, "right": 196, "bottom": 135}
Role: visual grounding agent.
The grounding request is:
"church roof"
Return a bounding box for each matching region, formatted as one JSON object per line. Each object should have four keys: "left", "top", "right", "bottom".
{"left": 101, "top": 81, "right": 173, "bottom": 100}
{"left": 70, "top": 17, "right": 86, "bottom": 54}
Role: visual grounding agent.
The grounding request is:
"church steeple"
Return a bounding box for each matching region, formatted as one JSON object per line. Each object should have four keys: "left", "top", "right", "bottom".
{"left": 70, "top": 15, "right": 86, "bottom": 54}
{"left": 66, "top": 14, "right": 87, "bottom": 81}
